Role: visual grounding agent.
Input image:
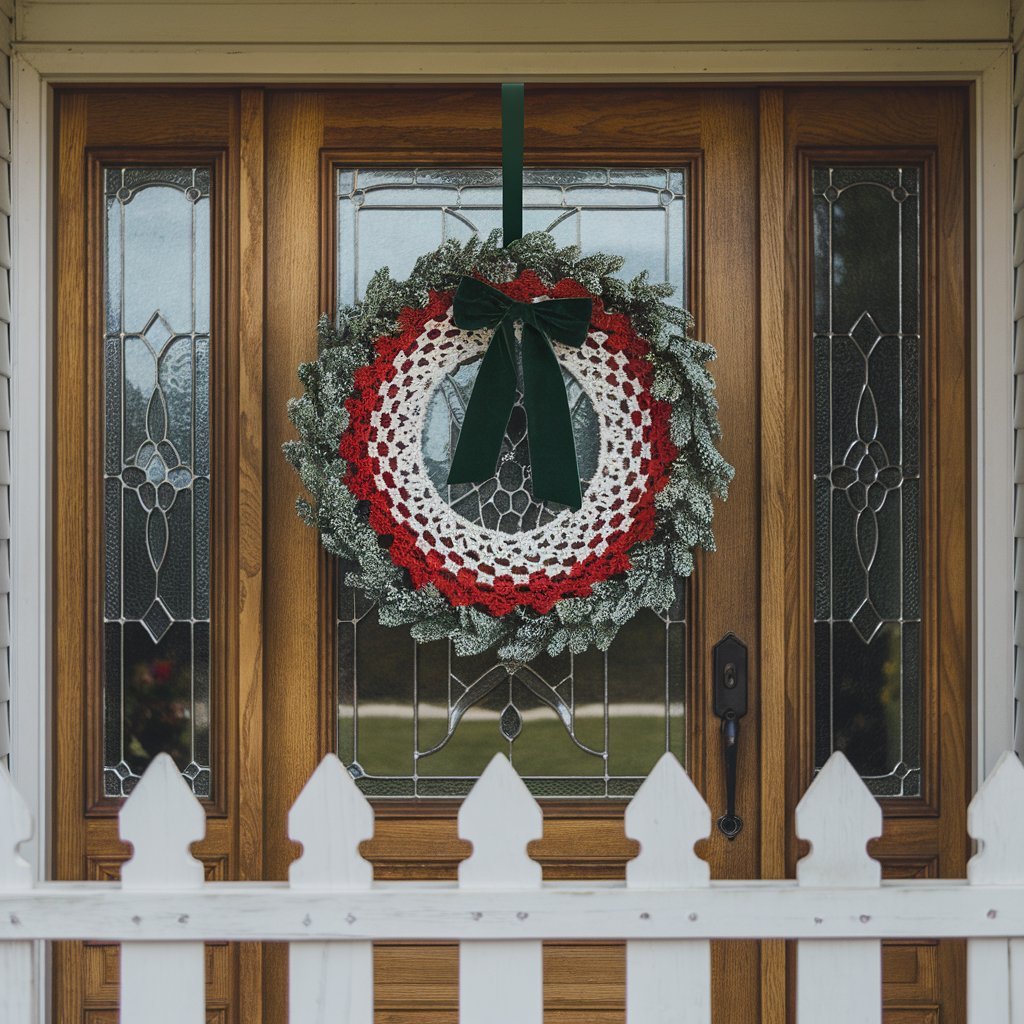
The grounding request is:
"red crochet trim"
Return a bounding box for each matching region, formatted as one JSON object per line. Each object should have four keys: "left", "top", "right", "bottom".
{"left": 340, "top": 270, "right": 676, "bottom": 618}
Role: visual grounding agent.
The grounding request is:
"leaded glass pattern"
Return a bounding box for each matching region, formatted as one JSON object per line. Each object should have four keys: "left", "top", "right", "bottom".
{"left": 102, "top": 167, "right": 212, "bottom": 798}
{"left": 337, "top": 168, "right": 687, "bottom": 310}
{"left": 338, "top": 584, "right": 686, "bottom": 797}
{"left": 812, "top": 166, "right": 922, "bottom": 797}
{"left": 336, "top": 166, "right": 689, "bottom": 797}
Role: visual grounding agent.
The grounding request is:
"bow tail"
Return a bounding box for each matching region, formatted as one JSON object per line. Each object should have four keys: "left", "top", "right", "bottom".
{"left": 447, "top": 319, "right": 519, "bottom": 487}
{"left": 521, "top": 324, "right": 583, "bottom": 510}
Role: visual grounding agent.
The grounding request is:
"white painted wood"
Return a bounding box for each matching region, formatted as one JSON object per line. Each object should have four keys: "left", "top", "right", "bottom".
{"left": 289, "top": 754, "right": 374, "bottom": 891}
{"left": 120, "top": 753, "right": 206, "bottom": 891}
{"left": 0, "top": 760, "right": 33, "bottom": 1024}
{"left": 0, "top": 759, "right": 31, "bottom": 892}
{"left": 7, "top": 56, "right": 50, "bottom": 1023}
{"left": 969, "top": 939, "right": 1011, "bottom": 1022}
{"left": 119, "top": 754, "right": 206, "bottom": 1024}
{"left": 10, "top": 53, "right": 51, "bottom": 898}
{"left": 10, "top": 749, "right": 1024, "bottom": 1019}
{"left": 288, "top": 755, "right": 374, "bottom": 1024}
{"left": 459, "top": 754, "right": 542, "bottom": 891}
{"left": 5, "top": 753, "right": 1024, "bottom": 1022}
{"left": 625, "top": 753, "right": 710, "bottom": 889}
{"left": 967, "top": 751, "right": 1024, "bottom": 1022}
{"left": 1011, "top": 938, "right": 1024, "bottom": 1024}
{"left": 796, "top": 752, "right": 882, "bottom": 888}
{"left": 796, "top": 752, "right": 883, "bottom": 1024}
{"left": 0, "top": 942, "right": 34, "bottom": 1024}
{"left": 458, "top": 754, "right": 543, "bottom": 1024}
{"left": 4, "top": 880, "right": 1024, "bottom": 942}
{"left": 624, "top": 753, "right": 711, "bottom": 1024}
{"left": 968, "top": 750, "right": 1024, "bottom": 885}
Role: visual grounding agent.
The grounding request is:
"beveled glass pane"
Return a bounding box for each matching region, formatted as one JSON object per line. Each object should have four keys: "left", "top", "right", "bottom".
{"left": 102, "top": 167, "right": 213, "bottom": 798}
{"left": 812, "top": 165, "right": 922, "bottom": 797}
{"left": 336, "top": 166, "right": 689, "bottom": 797}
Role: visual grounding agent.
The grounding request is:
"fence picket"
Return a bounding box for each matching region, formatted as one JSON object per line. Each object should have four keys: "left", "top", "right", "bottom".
{"left": 458, "top": 753, "right": 543, "bottom": 1024}
{"left": 967, "top": 751, "right": 1024, "bottom": 1022}
{"left": 119, "top": 753, "right": 207, "bottom": 1024}
{"left": 1012, "top": 939, "right": 1024, "bottom": 1024}
{"left": 796, "top": 751, "right": 882, "bottom": 1024}
{"left": 3, "top": 742, "right": 1024, "bottom": 1020}
{"left": 288, "top": 755, "right": 375, "bottom": 1024}
{"left": 0, "top": 761, "right": 33, "bottom": 1023}
{"left": 624, "top": 752, "right": 710, "bottom": 1024}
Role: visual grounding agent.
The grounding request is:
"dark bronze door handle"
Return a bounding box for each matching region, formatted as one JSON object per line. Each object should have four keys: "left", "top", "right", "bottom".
{"left": 713, "top": 633, "right": 748, "bottom": 840}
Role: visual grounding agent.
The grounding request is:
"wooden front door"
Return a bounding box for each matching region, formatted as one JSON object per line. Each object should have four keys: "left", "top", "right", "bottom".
{"left": 52, "top": 84, "right": 969, "bottom": 1023}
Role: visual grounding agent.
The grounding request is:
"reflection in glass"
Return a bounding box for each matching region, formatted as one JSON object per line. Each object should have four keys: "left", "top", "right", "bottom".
{"left": 812, "top": 166, "right": 922, "bottom": 797}
{"left": 103, "top": 167, "right": 212, "bottom": 798}
{"left": 337, "top": 166, "right": 689, "bottom": 797}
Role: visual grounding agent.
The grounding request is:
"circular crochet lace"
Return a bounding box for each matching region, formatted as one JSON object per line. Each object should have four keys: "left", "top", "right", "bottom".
{"left": 340, "top": 271, "right": 675, "bottom": 617}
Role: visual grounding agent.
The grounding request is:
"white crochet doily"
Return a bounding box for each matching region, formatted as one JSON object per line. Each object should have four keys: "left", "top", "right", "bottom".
{"left": 367, "top": 303, "right": 653, "bottom": 586}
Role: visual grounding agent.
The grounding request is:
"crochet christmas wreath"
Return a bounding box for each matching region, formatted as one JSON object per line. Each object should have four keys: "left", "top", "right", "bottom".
{"left": 285, "top": 231, "right": 733, "bottom": 663}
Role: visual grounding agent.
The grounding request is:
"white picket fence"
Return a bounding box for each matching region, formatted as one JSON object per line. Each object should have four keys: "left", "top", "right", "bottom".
{"left": 2, "top": 751, "right": 1024, "bottom": 1024}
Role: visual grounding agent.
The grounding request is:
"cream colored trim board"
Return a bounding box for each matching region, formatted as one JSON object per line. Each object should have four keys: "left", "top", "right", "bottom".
{"left": 9, "top": 42, "right": 1011, "bottom": 82}
{"left": 13, "top": 0, "right": 1012, "bottom": 49}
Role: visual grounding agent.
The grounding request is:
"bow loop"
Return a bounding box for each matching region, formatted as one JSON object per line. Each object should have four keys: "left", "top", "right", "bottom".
{"left": 446, "top": 276, "right": 593, "bottom": 510}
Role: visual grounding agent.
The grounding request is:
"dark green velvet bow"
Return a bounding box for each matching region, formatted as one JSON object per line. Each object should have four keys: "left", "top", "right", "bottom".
{"left": 446, "top": 276, "right": 593, "bottom": 510}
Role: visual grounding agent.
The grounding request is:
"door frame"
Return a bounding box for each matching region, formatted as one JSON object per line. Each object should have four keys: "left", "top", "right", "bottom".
{"left": 8, "top": 45, "right": 1013, "bottom": 1024}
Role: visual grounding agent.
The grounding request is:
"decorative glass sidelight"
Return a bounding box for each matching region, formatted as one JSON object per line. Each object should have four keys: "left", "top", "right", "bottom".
{"left": 812, "top": 166, "right": 922, "bottom": 797}
{"left": 102, "top": 167, "right": 212, "bottom": 797}
{"left": 336, "top": 166, "right": 689, "bottom": 797}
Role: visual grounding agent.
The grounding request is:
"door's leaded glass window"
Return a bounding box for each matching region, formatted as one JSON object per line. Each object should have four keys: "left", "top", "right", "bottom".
{"left": 336, "top": 167, "right": 688, "bottom": 797}
{"left": 102, "top": 167, "right": 212, "bottom": 798}
{"left": 812, "top": 166, "right": 922, "bottom": 797}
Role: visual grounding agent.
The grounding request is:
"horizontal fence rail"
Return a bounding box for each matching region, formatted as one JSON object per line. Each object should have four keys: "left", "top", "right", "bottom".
{"left": 2, "top": 750, "right": 1024, "bottom": 1022}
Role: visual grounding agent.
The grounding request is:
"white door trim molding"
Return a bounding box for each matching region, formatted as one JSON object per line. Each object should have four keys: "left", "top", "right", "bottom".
{"left": 972, "top": 49, "right": 1016, "bottom": 785}
{"left": 10, "top": 54, "right": 50, "bottom": 883}
{"left": 10, "top": 52, "right": 52, "bottom": 1024}
{"left": 8, "top": 45, "right": 1013, "bottom": 894}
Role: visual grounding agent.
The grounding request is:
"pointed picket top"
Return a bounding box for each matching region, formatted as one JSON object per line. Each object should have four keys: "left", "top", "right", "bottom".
{"left": 0, "top": 760, "right": 32, "bottom": 890}
{"left": 968, "top": 750, "right": 1024, "bottom": 884}
{"left": 796, "top": 751, "right": 881, "bottom": 887}
{"left": 459, "top": 754, "right": 542, "bottom": 890}
{"left": 625, "top": 752, "right": 710, "bottom": 888}
{"left": 120, "top": 753, "right": 206, "bottom": 890}
{"left": 289, "top": 754, "right": 374, "bottom": 890}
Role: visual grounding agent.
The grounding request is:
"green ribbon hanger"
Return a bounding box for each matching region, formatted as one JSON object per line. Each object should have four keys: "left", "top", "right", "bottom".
{"left": 446, "top": 83, "right": 593, "bottom": 511}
